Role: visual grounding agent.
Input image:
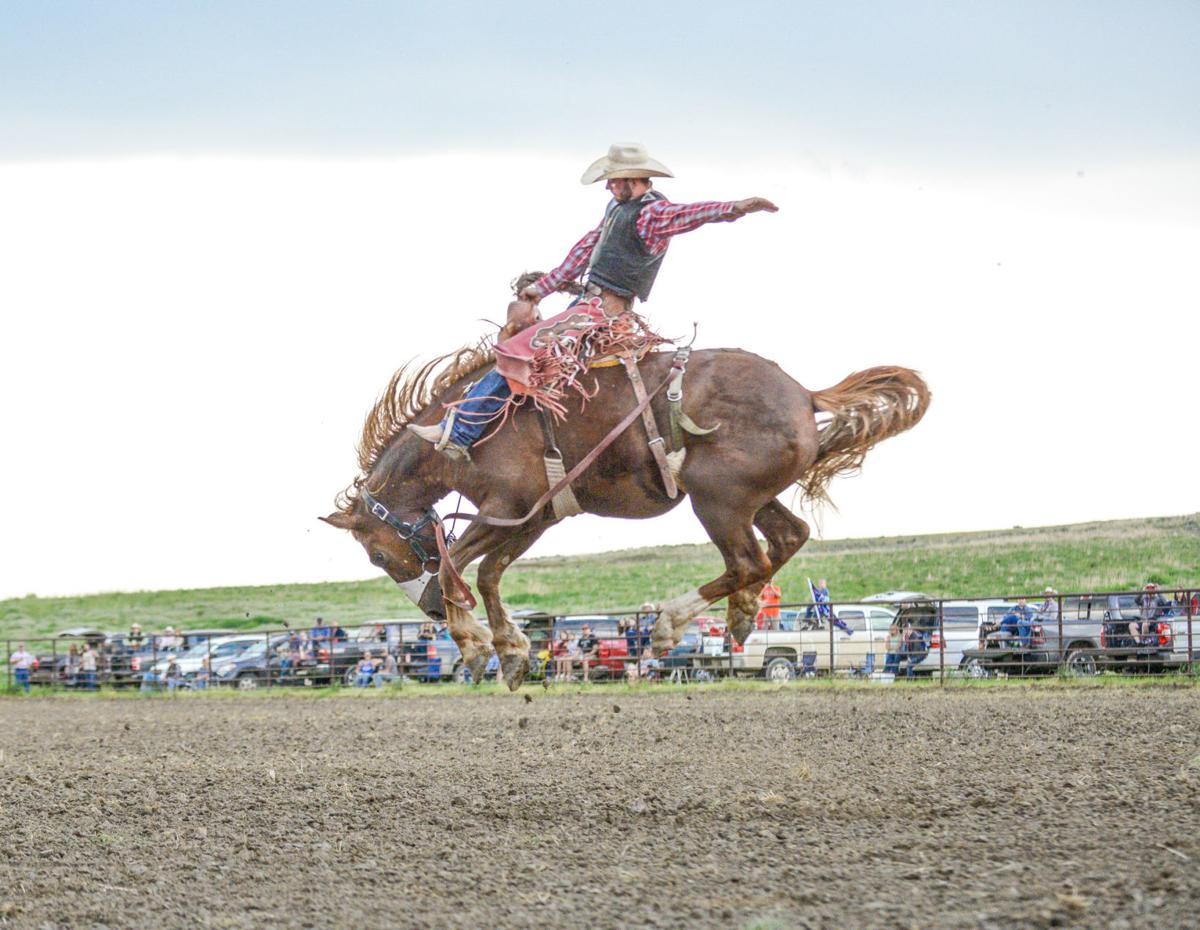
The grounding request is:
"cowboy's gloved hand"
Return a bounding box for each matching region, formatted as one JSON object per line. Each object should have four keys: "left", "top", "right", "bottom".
{"left": 733, "top": 197, "right": 779, "bottom": 215}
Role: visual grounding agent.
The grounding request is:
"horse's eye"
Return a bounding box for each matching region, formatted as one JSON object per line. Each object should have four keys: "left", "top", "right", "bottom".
{"left": 371, "top": 551, "right": 386, "bottom": 565}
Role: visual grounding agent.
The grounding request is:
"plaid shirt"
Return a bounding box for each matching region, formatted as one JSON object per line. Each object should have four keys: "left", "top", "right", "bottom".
{"left": 531, "top": 196, "right": 741, "bottom": 297}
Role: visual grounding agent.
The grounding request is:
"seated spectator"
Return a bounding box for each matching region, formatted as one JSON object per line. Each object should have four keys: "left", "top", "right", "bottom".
{"left": 551, "top": 631, "right": 572, "bottom": 681}
{"left": 485, "top": 650, "right": 503, "bottom": 682}
{"left": 332, "top": 623, "right": 348, "bottom": 643}
{"left": 626, "top": 646, "right": 662, "bottom": 681}
{"left": 1035, "top": 587, "right": 1060, "bottom": 624}
{"left": 577, "top": 625, "right": 599, "bottom": 682}
{"left": 999, "top": 598, "right": 1035, "bottom": 646}
{"left": 374, "top": 651, "right": 400, "bottom": 687}
{"left": 159, "top": 627, "right": 183, "bottom": 651}
{"left": 165, "top": 658, "right": 183, "bottom": 693}
{"left": 194, "top": 657, "right": 211, "bottom": 690}
{"left": 127, "top": 623, "right": 145, "bottom": 650}
{"left": 1135, "top": 583, "right": 1170, "bottom": 641}
{"left": 310, "top": 618, "right": 331, "bottom": 650}
{"left": 353, "top": 653, "right": 378, "bottom": 687}
{"left": 621, "top": 617, "right": 640, "bottom": 662}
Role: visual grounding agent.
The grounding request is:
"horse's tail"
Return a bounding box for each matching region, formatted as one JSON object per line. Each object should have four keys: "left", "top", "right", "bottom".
{"left": 802, "top": 366, "right": 931, "bottom": 506}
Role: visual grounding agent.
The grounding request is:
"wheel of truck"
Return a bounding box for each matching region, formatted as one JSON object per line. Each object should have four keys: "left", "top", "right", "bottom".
{"left": 1064, "top": 649, "right": 1098, "bottom": 677}
{"left": 962, "top": 657, "right": 991, "bottom": 679}
{"left": 236, "top": 672, "right": 260, "bottom": 690}
{"left": 764, "top": 657, "right": 796, "bottom": 682}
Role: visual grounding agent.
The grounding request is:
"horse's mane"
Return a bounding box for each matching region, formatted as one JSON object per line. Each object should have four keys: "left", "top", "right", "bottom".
{"left": 340, "top": 340, "right": 494, "bottom": 508}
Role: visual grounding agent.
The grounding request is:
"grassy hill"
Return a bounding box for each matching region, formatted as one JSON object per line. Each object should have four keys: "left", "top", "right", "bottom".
{"left": 2, "top": 514, "right": 1198, "bottom": 640}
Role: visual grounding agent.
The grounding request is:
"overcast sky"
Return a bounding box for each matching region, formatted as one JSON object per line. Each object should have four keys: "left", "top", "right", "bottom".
{"left": 2, "top": 1, "right": 1197, "bottom": 599}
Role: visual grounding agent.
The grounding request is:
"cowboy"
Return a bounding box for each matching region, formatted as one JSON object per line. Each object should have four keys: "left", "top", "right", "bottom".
{"left": 408, "top": 142, "right": 778, "bottom": 460}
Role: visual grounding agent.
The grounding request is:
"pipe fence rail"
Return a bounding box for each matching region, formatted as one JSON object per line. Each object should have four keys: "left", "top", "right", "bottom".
{"left": 5, "top": 586, "right": 1197, "bottom": 693}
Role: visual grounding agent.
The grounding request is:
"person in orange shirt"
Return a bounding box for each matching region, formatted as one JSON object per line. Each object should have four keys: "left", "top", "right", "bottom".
{"left": 757, "top": 579, "right": 782, "bottom": 630}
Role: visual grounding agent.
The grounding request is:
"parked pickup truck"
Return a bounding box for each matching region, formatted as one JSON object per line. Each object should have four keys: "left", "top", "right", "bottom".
{"left": 731, "top": 604, "right": 897, "bottom": 680}
{"left": 961, "top": 594, "right": 1177, "bottom": 676}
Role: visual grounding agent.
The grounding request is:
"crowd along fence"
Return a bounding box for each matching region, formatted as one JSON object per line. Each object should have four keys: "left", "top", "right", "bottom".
{"left": 4, "top": 587, "right": 1197, "bottom": 692}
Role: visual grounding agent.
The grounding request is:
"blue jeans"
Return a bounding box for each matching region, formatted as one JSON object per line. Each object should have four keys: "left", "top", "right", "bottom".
{"left": 14, "top": 668, "right": 31, "bottom": 693}
{"left": 354, "top": 673, "right": 373, "bottom": 687}
{"left": 84, "top": 670, "right": 97, "bottom": 690}
{"left": 883, "top": 653, "right": 900, "bottom": 675}
{"left": 445, "top": 369, "right": 511, "bottom": 448}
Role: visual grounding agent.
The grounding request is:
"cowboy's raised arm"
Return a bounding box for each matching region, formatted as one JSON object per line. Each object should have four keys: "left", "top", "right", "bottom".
{"left": 519, "top": 223, "right": 603, "bottom": 301}
{"left": 636, "top": 197, "right": 779, "bottom": 253}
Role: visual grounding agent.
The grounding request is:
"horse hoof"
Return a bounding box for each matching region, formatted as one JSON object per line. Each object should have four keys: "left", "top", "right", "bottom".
{"left": 467, "top": 652, "right": 490, "bottom": 685}
{"left": 729, "top": 617, "right": 755, "bottom": 645}
{"left": 501, "top": 653, "right": 530, "bottom": 692}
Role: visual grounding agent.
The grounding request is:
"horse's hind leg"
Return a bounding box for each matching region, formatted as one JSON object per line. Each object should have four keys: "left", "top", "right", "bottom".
{"left": 721, "top": 501, "right": 813, "bottom": 644}
{"left": 652, "top": 495, "right": 774, "bottom": 652}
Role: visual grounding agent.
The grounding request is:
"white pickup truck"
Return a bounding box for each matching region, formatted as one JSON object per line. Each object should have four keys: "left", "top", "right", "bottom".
{"left": 731, "top": 603, "right": 897, "bottom": 680}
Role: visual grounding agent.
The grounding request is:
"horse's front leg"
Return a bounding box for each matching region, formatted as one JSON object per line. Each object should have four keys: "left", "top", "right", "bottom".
{"left": 475, "top": 521, "right": 552, "bottom": 691}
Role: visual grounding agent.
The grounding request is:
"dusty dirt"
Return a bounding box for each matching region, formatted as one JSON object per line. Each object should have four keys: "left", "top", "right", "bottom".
{"left": 2, "top": 685, "right": 1199, "bottom": 929}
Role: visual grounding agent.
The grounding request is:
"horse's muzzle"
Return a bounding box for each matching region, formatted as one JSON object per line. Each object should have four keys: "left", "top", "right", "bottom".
{"left": 396, "top": 570, "right": 446, "bottom": 621}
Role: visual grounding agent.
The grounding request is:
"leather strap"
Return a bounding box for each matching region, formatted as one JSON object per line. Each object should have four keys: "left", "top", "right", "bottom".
{"left": 443, "top": 363, "right": 680, "bottom": 528}
{"left": 622, "top": 356, "right": 678, "bottom": 499}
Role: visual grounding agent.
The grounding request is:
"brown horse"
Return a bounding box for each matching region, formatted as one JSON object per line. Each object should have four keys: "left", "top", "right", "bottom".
{"left": 322, "top": 343, "right": 929, "bottom": 689}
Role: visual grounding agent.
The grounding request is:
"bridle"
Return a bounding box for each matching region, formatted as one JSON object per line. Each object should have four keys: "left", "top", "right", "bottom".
{"left": 359, "top": 488, "right": 449, "bottom": 571}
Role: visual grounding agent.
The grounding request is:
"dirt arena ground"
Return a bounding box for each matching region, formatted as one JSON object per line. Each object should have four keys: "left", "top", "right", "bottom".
{"left": 2, "top": 684, "right": 1198, "bottom": 929}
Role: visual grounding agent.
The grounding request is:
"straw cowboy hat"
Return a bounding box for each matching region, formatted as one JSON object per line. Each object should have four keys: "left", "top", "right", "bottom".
{"left": 580, "top": 143, "right": 674, "bottom": 184}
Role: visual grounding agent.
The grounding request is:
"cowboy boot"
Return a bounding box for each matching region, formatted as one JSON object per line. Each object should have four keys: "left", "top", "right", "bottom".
{"left": 406, "top": 422, "right": 471, "bottom": 461}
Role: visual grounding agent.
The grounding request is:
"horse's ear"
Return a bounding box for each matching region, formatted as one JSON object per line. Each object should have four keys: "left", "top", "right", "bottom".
{"left": 320, "top": 512, "right": 358, "bottom": 531}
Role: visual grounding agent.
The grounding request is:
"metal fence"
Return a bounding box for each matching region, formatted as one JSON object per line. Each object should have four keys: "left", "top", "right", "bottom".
{"left": 5, "top": 586, "right": 1197, "bottom": 692}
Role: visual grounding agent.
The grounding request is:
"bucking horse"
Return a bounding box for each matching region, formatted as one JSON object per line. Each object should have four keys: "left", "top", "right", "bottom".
{"left": 322, "top": 333, "right": 929, "bottom": 690}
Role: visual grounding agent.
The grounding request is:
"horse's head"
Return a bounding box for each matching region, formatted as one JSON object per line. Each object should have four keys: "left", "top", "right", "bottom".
{"left": 321, "top": 489, "right": 446, "bottom": 620}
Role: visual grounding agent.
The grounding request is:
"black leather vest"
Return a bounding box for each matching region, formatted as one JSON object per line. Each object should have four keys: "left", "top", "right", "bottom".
{"left": 586, "top": 189, "right": 667, "bottom": 301}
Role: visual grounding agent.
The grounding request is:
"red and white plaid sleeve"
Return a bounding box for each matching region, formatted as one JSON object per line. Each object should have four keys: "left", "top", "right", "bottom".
{"left": 530, "top": 224, "right": 603, "bottom": 297}
{"left": 636, "top": 199, "right": 741, "bottom": 255}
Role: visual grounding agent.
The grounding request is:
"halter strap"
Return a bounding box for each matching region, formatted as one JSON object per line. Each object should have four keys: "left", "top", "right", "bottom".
{"left": 359, "top": 488, "right": 444, "bottom": 567}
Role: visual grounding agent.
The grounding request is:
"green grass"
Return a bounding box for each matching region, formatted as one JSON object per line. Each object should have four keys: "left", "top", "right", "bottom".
{"left": 4, "top": 671, "right": 1198, "bottom": 700}
{"left": 2, "top": 513, "right": 1198, "bottom": 640}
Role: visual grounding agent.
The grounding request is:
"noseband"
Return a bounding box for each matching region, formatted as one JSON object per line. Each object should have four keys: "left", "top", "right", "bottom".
{"left": 359, "top": 488, "right": 449, "bottom": 570}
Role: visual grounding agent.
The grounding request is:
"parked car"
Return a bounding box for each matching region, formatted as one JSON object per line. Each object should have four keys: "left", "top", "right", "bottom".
{"left": 896, "top": 600, "right": 1018, "bottom": 675}
{"left": 148, "top": 635, "right": 264, "bottom": 680}
{"left": 732, "top": 604, "right": 897, "bottom": 680}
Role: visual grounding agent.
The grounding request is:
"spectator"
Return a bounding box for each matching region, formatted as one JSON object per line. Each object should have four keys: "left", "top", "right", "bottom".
{"left": 999, "top": 598, "right": 1036, "bottom": 646}
{"left": 811, "top": 578, "right": 832, "bottom": 620}
{"left": 626, "top": 646, "right": 662, "bottom": 682}
{"left": 332, "top": 623, "right": 348, "bottom": 643}
{"left": 1035, "top": 587, "right": 1060, "bottom": 625}
{"left": 128, "top": 623, "right": 145, "bottom": 650}
{"left": 883, "top": 620, "right": 903, "bottom": 676}
{"left": 159, "top": 627, "right": 183, "bottom": 651}
{"left": 310, "top": 617, "right": 331, "bottom": 650}
{"left": 165, "top": 658, "right": 183, "bottom": 693}
{"left": 621, "top": 618, "right": 640, "bottom": 667}
{"left": 374, "top": 650, "right": 400, "bottom": 688}
{"left": 902, "top": 624, "right": 928, "bottom": 679}
{"left": 9, "top": 642, "right": 35, "bottom": 694}
{"left": 64, "top": 644, "right": 81, "bottom": 688}
{"left": 757, "top": 579, "right": 782, "bottom": 630}
{"left": 80, "top": 644, "right": 98, "bottom": 690}
{"left": 194, "top": 656, "right": 211, "bottom": 690}
{"left": 636, "top": 604, "right": 656, "bottom": 654}
{"left": 1128, "top": 583, "right": 1169, "bottom": 642}
{"left": 577, "top": 625, "right": 599, "bottom": 682}
{"left": 353, "top": 652, "right": 377, "bottom": 687}
{"left": 551, "top": 631, "right": 572, "bottom": 681}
